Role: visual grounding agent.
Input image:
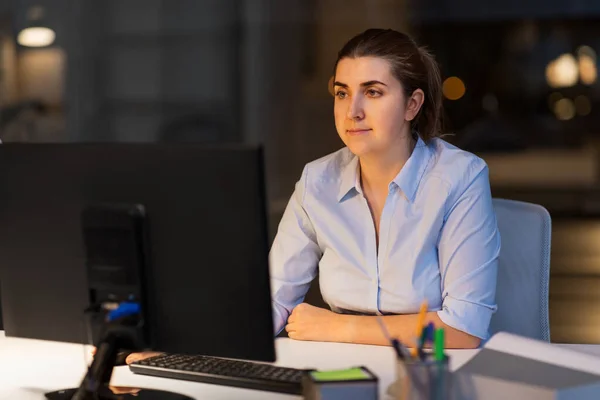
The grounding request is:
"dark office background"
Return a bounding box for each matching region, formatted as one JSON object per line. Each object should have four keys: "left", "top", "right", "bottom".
{"left": 0, "top": 0, "right": 600, "bottom": 343}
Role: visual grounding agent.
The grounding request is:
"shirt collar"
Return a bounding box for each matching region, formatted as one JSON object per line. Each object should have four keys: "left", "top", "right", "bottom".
{"left": 337, "top": 155, "right": 360, "bottom": 202}
{"left": 337, "top": 136, "right": 432, "bottom": 203}
{"left": 391, "top": 136, "right": 432, "bottom": 202}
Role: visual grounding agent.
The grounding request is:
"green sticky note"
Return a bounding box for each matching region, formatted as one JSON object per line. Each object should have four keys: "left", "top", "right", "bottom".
{"left": 310, "top": 367, "right": 370, "bottom": 382}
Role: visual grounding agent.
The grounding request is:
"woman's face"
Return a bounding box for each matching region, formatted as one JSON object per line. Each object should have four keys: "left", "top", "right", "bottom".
{"left": 333, "top": 56, "right": 423, "bottom": 158}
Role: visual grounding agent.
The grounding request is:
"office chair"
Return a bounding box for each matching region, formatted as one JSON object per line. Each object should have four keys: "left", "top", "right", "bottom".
{"left": 489, "top": 198, "right": 551, "bottom": 341}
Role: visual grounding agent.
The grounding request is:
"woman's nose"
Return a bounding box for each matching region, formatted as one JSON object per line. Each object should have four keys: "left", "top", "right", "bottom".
{"left": 347, "top": 98, "right": 364, "bottom": 120}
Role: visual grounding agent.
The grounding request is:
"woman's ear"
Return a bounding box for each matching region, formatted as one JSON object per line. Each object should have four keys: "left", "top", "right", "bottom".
{"left": 405, "top": 89, "right": 425, "bottom": 122}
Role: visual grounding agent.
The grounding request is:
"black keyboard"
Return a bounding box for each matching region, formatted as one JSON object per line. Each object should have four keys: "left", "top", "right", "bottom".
{"left": 129, "top": 353, "right": 304, "bottom": 395}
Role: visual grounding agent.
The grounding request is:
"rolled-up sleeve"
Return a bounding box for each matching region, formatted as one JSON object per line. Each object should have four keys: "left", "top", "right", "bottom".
{"left": 436, "top": 165, "right": 501, "bottom": 340}
{"left": 269, "top": 166, "right": 322, "bottom": 335}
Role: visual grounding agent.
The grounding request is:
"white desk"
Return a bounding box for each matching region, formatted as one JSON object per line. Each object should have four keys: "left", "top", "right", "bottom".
{"left": 1, "top": 331, "right": 600, "bottom": 400}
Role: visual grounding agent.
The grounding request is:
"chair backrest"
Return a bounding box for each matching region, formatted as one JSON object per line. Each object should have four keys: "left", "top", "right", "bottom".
{"left": 489, "top": 198, "right": 551, "bottom": 341}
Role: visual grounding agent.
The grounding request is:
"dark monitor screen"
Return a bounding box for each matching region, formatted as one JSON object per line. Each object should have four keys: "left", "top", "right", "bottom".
{"left": 0, "top": 143, "right": 275, "bottom": 362}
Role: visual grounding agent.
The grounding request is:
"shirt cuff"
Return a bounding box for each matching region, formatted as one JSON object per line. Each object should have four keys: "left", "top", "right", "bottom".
{"left": 437, "top": 296, "right": 496, "bottom": 340}
{"left": 272, "top": 302, "right": 289, "bottom": 336}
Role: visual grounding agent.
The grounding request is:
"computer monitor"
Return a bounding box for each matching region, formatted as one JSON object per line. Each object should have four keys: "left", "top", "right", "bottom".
{"left": 0, "top": 143, "right": 275, "bottom": 364}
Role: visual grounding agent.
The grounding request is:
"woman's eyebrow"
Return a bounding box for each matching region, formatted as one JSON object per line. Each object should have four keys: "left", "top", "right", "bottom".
{"left": 333, "top": 80, "right": 388, "bottom": 88}
{"left": 360, "top": 80, "right": 388, "bottom": 87}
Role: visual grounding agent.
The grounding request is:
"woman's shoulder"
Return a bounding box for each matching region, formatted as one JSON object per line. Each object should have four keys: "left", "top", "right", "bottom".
{"left": 427, "top": 137, "right": 489, "bottom": 185}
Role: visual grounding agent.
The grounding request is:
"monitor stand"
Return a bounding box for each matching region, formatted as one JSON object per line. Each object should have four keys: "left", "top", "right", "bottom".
{"left": 44, "top": 330, "right": 193, "bottom": 400}
{"left": 45, "top": 387, "right": 192, "bottom": 400}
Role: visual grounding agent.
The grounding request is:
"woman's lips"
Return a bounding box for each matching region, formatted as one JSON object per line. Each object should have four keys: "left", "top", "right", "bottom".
{"left": 346, "top": 129, "right": 371, "bottom": 136}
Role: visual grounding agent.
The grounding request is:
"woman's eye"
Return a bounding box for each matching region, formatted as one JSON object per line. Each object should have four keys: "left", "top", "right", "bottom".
{"left": 335, "top": 91, "right": 347, "bottom": 99}
{"left": 366, "top": 89, "right": 381, "bottom": 97}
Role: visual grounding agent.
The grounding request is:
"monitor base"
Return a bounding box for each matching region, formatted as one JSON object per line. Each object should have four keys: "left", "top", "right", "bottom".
{"left": 45, "top": 387, "right": 194, "bottom": 400}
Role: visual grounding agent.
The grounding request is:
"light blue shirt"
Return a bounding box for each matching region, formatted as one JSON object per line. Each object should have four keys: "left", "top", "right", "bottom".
{"left": 269, "top": 137, "right": 501, "bottom": 340}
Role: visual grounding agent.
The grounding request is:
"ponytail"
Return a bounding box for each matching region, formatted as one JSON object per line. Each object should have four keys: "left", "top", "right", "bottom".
{"left": 415, "top": 47, "right": 444, "bottom": 142}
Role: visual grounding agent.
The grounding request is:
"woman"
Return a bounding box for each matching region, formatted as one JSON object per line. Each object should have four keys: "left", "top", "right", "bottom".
{"left": 270, "top": 28, "right": 500, "bottom": 349}
{"left": 120, "top": 28, "right": 499, "bottom": 364}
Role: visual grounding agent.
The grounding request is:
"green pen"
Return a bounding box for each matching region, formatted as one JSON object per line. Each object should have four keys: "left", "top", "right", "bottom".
{"left": 434, "top": 328, "right": 445, "bottom": 361}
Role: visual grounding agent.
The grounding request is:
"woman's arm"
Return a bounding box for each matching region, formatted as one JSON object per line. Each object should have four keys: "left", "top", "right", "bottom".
{"left": 286, "top": 304, "right": 480, "bottom": 348}
{"left": 434, "top": 164, "right": 500, "bottom": 343}
{"left": 270, "top": 165, "right": 322, "bottom": 335}
{"left": 341, "top": 312, "right": 481, "bottom": 348}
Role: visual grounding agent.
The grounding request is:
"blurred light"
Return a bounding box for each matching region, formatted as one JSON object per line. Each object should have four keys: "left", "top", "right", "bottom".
{"left": 574, "top": 95, "right": 592, "bottom": 116}
{"left": 577, "top": 45, "right": 597, "bottom": 61}
{"left": 553, "top": 98, "right": 576, "bottom": 121}
{"left": 578, "top": 54, "right": 597, "bottom": 85}
{"left": 546, "top": 54, "right": 578, "bottom": 88}
{"left": 482, "top": 93, "right": 498, "bottom": 113}
{"left": 17, "top": 6, "right": 55, "bottom": 48}
{"left": 17, "top": 27, "right": 55, "bottom": 47}
{"left": 547, "top": 92, "right": 563, "bottom": 109}
{"left": 442, "top": 77, "right": 466, "bottom": 100}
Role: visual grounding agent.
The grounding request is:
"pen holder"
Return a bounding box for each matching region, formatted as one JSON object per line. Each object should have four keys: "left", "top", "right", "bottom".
{"left": 391, "top": 357, "right": 452, "bottom": 400}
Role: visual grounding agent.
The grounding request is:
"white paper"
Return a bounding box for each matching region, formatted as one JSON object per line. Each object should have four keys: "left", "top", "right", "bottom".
{"left": 484, "top": 332, "right": 600, "bottom": 376}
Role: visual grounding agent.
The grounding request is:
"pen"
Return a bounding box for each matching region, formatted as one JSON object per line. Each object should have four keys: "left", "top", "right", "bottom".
{"left": 423, "top": 322, "right": 435, "bottom": 348}
{"left": 434, "top": 327, "right": 445, "bottom": 361}
{"left": 417, "top": 327, "right": 427, "bottom": 361}
{"left": 411, "top": 300, "right": 428, "bottom": 359}
{"left": 434, "top": 328, "right": 447, "bottom": 400}
{"left": 376, "top": 315, "right": 407, "bottom": 360}
{"left": 426, "top": 322, "right": 435, "bottom": 342}
{"left": 416, "top": 322, "right": 435, "bottom": 360}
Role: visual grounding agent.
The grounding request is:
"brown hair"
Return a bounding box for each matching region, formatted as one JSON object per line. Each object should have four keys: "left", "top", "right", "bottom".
{"left": 333, "top": 29, "right": 443, "bottom": 142}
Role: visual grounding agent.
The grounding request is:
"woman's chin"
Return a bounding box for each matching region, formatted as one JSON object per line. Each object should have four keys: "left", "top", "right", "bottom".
{"left": 344, "top": 142, "right": 373, "bottom": 157}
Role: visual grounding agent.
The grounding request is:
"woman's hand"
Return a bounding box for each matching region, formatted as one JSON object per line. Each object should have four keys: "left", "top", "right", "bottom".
{"left": 125, "top": 352, "right": 163, "bottom": 365}
{"left": 285, "top": 303, "right": 348, "bottom": 342}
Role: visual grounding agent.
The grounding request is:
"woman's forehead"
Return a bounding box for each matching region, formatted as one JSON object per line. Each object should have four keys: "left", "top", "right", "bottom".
{"left": 335, "top": 57, "right": 395, "bottom": 85}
